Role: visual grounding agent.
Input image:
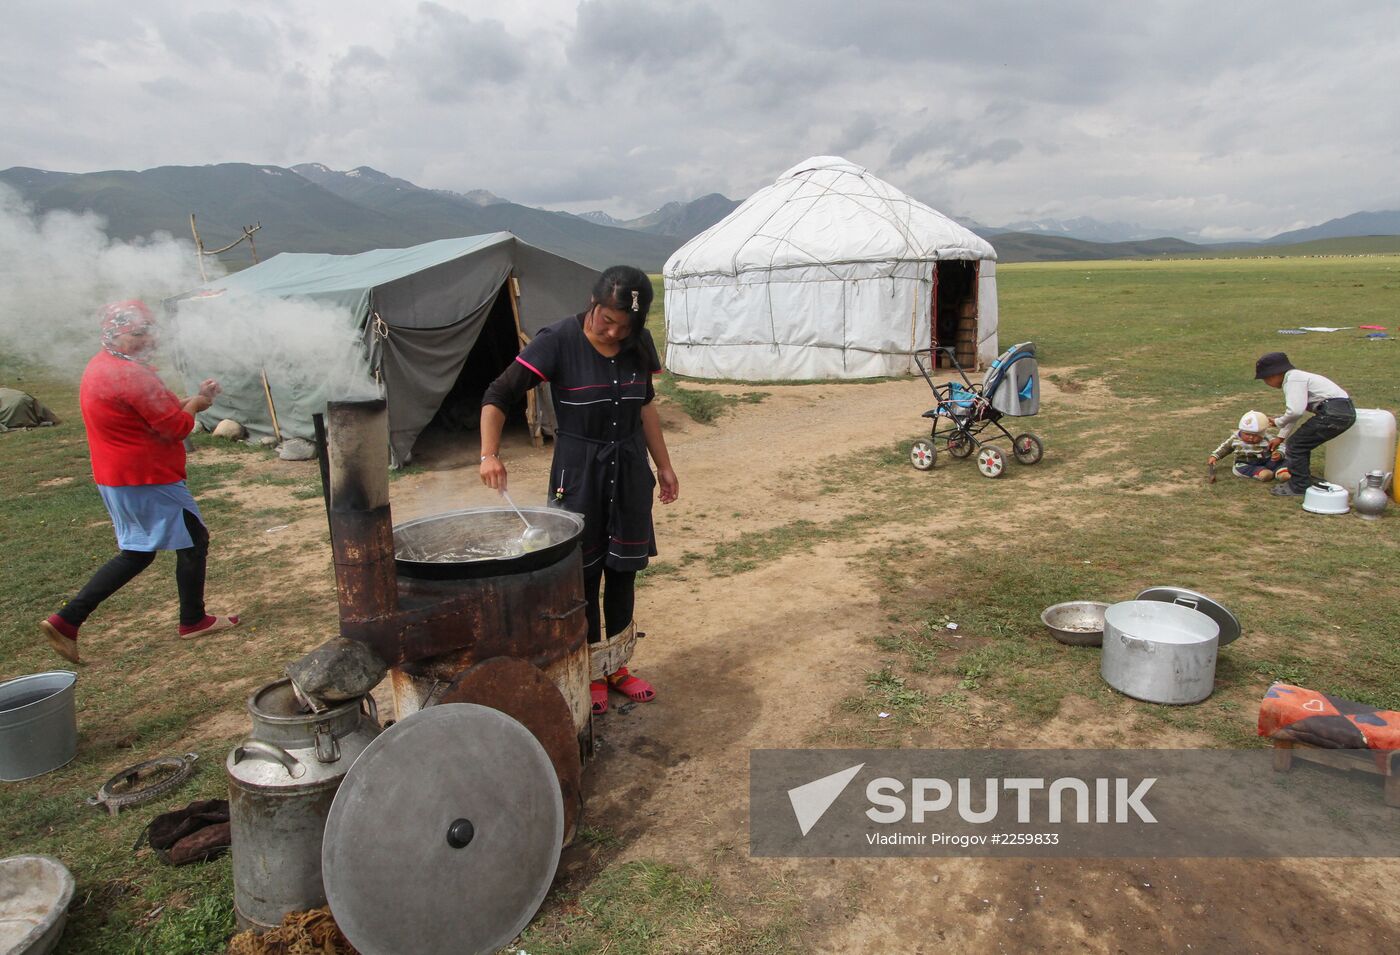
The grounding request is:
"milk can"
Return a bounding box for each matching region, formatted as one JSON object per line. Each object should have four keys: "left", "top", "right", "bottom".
{"left": 226, "top": 679, "right": 380, "bottom": 932}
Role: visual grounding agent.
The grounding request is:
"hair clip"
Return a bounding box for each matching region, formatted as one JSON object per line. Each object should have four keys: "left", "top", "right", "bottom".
{"left": 631, "top": 290, "right": 640, "bottom": 312}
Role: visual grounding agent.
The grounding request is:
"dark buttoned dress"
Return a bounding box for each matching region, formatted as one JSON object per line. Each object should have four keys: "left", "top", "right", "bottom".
{"left": 501, "top": 313, "right": 662, "bottom": 572}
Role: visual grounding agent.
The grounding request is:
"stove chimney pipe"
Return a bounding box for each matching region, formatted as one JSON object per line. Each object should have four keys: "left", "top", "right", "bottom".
{"left": 324, "top": 399, "right": 399, "bottom": 661}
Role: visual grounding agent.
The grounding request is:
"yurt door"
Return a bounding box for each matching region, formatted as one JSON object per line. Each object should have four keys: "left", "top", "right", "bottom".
{"left": 931, "top": 261, "right": 980, "bottom": 370}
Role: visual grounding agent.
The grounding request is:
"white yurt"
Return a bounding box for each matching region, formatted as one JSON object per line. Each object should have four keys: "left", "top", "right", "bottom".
{"left": 663, "top": 156, "right": 999, "bottom": 380}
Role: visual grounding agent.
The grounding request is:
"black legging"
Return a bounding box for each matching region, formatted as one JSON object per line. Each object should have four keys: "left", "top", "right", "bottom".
{"left": 58, "top": 509, "right": 209, "bottom": 628}
{"left": 583, "top": 562, "right": 636, "bottom": 645}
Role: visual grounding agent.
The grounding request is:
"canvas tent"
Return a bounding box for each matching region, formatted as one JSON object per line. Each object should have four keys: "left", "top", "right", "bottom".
{"left": 0, "top": 387, "right": 59, "bottom": 432}
{"left": 168, "top": 233, "right": 599, "bottom": 465}
{"left": 663, "top": 156, "right": 999, "bottom": 380}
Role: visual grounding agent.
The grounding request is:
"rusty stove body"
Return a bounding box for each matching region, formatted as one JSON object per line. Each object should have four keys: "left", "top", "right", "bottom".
{"left": 321, "top": 399, "right": 590, "bottom": 833}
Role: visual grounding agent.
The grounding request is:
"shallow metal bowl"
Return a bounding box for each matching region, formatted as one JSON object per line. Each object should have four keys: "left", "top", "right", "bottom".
{"left": 1040, "top": 601, "right": 1110, "bottom": 646}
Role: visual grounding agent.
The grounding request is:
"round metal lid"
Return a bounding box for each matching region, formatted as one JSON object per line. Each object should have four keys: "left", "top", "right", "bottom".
{"left": 1135, "top": 586, "right": 1241, "bottom": 647}
{"left": 440, "top": 657, "right": 583, "bottom": 846}
{"left": 322, "top": 703, "right": 563, "bottom": 955}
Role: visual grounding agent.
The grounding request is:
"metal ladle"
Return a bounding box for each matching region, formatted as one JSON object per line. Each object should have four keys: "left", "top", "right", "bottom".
{"left": 498, "top": 488, "right": 551, "bottom": 551}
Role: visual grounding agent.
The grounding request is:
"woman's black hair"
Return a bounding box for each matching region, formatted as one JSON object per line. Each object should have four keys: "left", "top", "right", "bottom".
{"left": 590, "top": 265, "right": 653, "bottom": 347}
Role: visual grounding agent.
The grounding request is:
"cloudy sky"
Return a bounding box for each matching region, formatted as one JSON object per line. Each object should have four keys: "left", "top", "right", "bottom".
{"left": 3, "top": 0, "right": 1398, "bottom": 238}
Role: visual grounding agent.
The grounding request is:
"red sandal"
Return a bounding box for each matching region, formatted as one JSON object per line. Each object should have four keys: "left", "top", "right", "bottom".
{"left": 591, "top": 679, "right": 609, "bottom": 715}
{"left": 607, "top": 667, "right": 656, "bottom": 703}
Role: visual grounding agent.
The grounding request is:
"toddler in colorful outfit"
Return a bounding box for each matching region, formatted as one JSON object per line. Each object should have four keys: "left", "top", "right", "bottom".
{"left": 1208, "top": 410, "right": 1289, "bottom": 482}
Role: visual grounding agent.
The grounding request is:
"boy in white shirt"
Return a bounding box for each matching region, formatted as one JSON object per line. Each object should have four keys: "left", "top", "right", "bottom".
{"left": 1253, "top": 352, "right": 1355, "bottom": 497}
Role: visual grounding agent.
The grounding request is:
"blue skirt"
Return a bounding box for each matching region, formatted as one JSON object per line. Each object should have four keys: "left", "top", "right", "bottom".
{"left": 97, "top": 482, "right": 204, "bottom": 551}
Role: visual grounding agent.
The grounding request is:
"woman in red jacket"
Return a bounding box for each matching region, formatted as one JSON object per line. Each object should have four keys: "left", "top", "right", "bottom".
{"left": 39, "top": 300, "right": 238, "bottom": 664}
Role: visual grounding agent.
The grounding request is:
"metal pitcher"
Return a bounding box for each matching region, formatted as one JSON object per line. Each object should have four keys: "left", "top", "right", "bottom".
{"left": 226, "top": 679, "right": 380, "bottom": 932}
{"left": 1354, "top": 470, "right": 1392, "bottom": 520}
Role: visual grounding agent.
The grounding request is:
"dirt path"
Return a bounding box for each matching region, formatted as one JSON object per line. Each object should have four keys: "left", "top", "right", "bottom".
{"left": 386, "top": 378, "right": 1399, "bottom": 953}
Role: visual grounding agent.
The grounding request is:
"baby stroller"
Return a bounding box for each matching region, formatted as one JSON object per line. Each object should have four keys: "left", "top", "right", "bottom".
{"left": 910, "top": 342, "right": 1044, "bottom": 478}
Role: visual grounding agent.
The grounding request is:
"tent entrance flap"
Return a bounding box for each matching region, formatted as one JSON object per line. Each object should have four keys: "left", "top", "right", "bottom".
{"left": 932, "top": 260, "right": 980, "bottom": 370}
{"left": 426, "top": 283, "right": 521, "bottom": 435}
{"left": 408, "top": 281, "right": 557, "bottom": 467}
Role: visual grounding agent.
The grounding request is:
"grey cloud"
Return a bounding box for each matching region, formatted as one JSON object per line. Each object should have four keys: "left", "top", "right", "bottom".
{"left": 2, "top": 1, "right": 1400, "bottom": 239}
{"left": 336, "top": 45, "right": 389, "bottom": 75}
{"left": 834, "top": 116, "right": 881, "bottom": 155}
{"left": 888, "top": 120, "right": 951, "bottom": 168}
{"left": 569, "top": 0, "right": 730, "bottom": 72}
{"left": 140, "top": 77, "right": 191, "bottom": 100}
{"left": 158, "top": 10, "right": 282, "bottom": 72}
{"left": 943, "top": 137, "right": 1022, "bottom": 171}
{"left": 396, "top": 2, "right": 527, "bottom": 103}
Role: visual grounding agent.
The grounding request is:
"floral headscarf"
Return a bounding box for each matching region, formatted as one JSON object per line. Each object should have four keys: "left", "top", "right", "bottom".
{"left": 99, "top": 300, "right": 156, "bottom": 363}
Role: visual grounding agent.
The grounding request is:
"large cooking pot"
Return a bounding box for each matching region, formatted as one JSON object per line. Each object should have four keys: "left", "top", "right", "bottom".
{"left": 394, "top": 507, "right": 584, "bottom": 580}
{"left": 1100, "top": 600, "right": 1219, "bottom": 705}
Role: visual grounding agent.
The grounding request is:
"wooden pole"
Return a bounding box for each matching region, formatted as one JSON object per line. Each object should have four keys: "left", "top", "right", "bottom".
{"left": 189, "top": 214, "right": 208, "bottom": 282}
{"left": 261, "top": 369, "right": 283, "bottom": 444}
{"left": 506, "top": 274, "right": 542, "bottom": 448}
{"left": 188, "top": 212, "right": 261, "bottom": 273}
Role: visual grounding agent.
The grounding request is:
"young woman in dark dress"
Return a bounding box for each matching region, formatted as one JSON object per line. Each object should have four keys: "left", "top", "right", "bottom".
{"left": 479, "top": 266, "right": 679, "bottom": 714}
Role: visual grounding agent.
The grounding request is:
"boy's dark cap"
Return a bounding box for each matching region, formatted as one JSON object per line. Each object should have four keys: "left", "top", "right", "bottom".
{"left": 1254, "top": 352, "right": 1295, "bottom": 379}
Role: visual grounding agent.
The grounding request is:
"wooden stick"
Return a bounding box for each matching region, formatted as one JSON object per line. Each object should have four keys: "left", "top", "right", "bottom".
{"left": 202, "top": 223, "right": 261, "bottom": 256}
{"left": 506, "top": 273, "right": 543, "bottom": 448}
{"left": 189, "top": 214, "right": 208, "bottom": 282}
{"left": 244, "top": 223, "right": 260, "bottom": 264}
{"left": 261, "top": 368, "right": 283, "bottom": 444}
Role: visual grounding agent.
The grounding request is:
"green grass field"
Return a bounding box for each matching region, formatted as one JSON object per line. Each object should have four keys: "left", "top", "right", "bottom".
{"left": 3, "top": 254, "right": 1398, "bottom": 952}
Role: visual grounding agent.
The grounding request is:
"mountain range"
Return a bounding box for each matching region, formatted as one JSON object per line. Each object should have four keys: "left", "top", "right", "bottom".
{"left": 571, "top": 194, "right": 743, "bottom": 238}
{"left": 2, "top": 161, "right": 1397, "bottom": 269}
{"left": 0, "top": 162, "right": 687, "bottom": 271}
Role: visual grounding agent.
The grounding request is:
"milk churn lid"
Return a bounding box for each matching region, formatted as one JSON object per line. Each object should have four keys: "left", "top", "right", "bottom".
{"left": 322, "top": 703, "right": 563, "bottom": 955}
{"left": 1135, "top": 586, "right": 1241, "bottom": 647}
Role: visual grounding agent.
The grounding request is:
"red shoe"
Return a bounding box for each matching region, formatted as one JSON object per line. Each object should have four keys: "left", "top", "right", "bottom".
{"left": 591, "top": 679, "right": 609, "bottom": 715}
{"left": 607, "top": 667, "right": 656, "bottom": 703}
{"left": 39, "top": 616, "right": 80, "bottom": 664}
{"left": 179, "top": 614, "right": 240, "bottom": 639}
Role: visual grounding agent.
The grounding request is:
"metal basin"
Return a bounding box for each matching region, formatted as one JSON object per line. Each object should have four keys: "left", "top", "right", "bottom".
{"left": 1040, "top": 601, "right": 1109, "bottom": 646}
{"left": 0, "top": 672, "right": 78, "bottom": 782}
{"left": 0, "top": 855, "right": 74, "bottom": 955}
{"left": 394, "top": 507, "right": 584, "bottom": 580}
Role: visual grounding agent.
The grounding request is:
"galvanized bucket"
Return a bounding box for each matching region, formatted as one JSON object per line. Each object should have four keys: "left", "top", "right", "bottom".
{"left": 0, "top": 671, "right": 78, "bottom": 782}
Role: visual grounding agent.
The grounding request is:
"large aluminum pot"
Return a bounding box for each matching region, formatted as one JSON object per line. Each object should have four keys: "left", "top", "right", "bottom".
{"left": 226, "top": 679, "right": 380, "bottom": 932}
{"left": 1100, "top": 601, "right": 1219, "bottom": 705}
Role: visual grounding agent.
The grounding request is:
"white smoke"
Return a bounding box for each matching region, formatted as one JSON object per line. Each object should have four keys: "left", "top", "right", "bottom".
{"left": 167, "top": 289, "right": 383, "bottom": 440}
{"left": 0, "top": 183, "right": 214, "bottom": 378}
{"left": 0, "top": 183, "right": 380, "bottom": 434}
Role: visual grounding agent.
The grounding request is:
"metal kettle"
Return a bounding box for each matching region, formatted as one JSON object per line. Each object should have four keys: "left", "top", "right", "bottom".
{"left": 1354, "top": 470, "right": 1392, "bottom": 520}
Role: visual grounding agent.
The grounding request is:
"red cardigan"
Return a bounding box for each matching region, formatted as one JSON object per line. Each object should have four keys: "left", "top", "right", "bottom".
{"left": 79, "top": 351, "right": 194, "bottom": 486}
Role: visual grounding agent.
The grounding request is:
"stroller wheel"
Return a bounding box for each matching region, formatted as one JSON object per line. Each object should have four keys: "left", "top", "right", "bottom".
{"left": 1013, "top": 433, "right": 1044, "bottom": 465}
{"left": 976, "top": 446, "right": 1006, "bottom": 478}
{"left": 910, "top": 440, "right": 937, "bottom": 471}
{"left": 947, "top": 433, "right": 974, "bottom": 458}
